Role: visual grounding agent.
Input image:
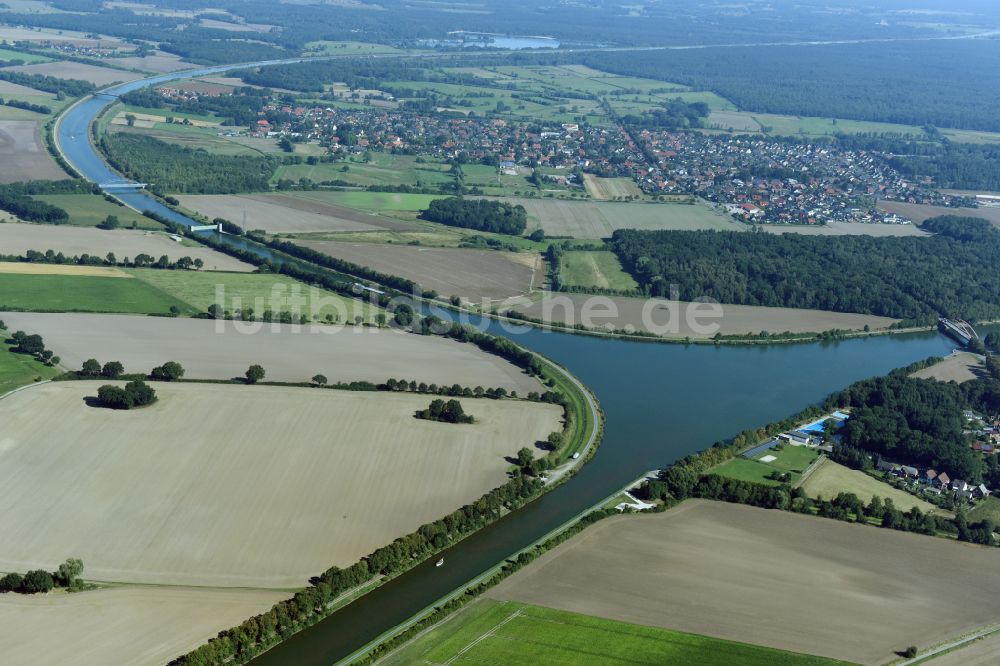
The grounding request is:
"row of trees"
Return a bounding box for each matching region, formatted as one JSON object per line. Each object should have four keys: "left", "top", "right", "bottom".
{"left": 0, "top": 97, "right": 51, "bottom": 115}
{"left": 11, "top": 247, "right": 206, "bottom": 271}
{"left": 7, "top": 329, "right": 59, "bottom": 366}
{"left": 610, "top": 216, "right": 1000, "bottom": 322}
{"left": 0, "top": 70, "right": 94, "bottom": 97}
{"left": 0, "top": 558, "right": 84, "bottom": 595}
{"left": 420, "top": 198, "right": 528, "bottom": 235}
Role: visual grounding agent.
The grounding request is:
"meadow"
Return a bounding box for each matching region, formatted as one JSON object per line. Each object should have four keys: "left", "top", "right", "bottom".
{"left": 0, "top": 382, "right": 562, "bottom": 586}
{"left": 488, "top": 500, "right": 1000, "bottom": 665}
{"left": 557, "top": 250, "right": 638, "bottom": 291}
{"left": 713, "top": 444, "right": 819, "bottom": 486}
{"left": 273, "top": 153, "right": 456, "bottom": 189}
{"left": 800, "top": 459, "right": 939, "bottom": 514}
{"left": 110, "top": 124, "right": 271, "bottom": 157}
{"left": 129, "top": 268, "right": 381, "bottom": 322}
{"left": 32, "top": 193, "right": 162, "bottom": 229}
{"left": 0, "top": 334, "right": 58, "bottom": 395}
{"left": 382, "top": 599, "right": 842, "bottom": 666}
{"left": 0, "top": 271, "right": 194, "bottom": 314}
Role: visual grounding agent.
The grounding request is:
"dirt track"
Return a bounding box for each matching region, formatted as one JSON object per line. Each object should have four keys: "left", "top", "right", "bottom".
{"left": 489, "top": 500, "right": 1000, "bottom": 665}
{"left": 0, "top": 312, "right": 545, "bottom": 395}
{"left": 0, "top": 586, "right": 285, "bottom": 666}
{"left": 0, "top": 382, "right": 561, "bottom": 587}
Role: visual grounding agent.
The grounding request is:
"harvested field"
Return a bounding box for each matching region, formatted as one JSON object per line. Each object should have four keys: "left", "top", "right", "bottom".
{"left": 177, "top": 193, "right": 419, "bottom": 233}
{"left": 6, "top": 61, "right": 142, "bottom": 86}
{"left": 0, "top": 312, "right": 545, "bottom": 394}
{"left": 0, "top": 224, "right": 253, "bottom": 272}
{"left": 761, "top": 220, "right": 928, "bottom": 237}
{"left": 0, "top": 120, "right": 66, "bottom": 183}
{"left": 0, "top": 27, "right": 123, "bottom": 45}
{"left": 880, "top": 200, "right": 1000, "bottom": 229}
{"left": 492, "top": 198, "right": 745, "bottom": 238}
{"left": 0, "top": 586, "right": 286, "bottom": 666}
{"left": 0, "top": 382, "right": 562, "bottom": 586}
{"left": 911, "top": 352, "right": 986, "bottom": 383}
{"left": 489, "top": 500, "right": 1000, "bottom": 665}
{"left": 582, "top": 174, "right": 643, "bottom": 200}
{"left": 0, "top": 80, "right": 55, "bottom": 97}
{"left": 927, "top": 632, "right": 1000, "bottom": 666}
{"left": 516, "top": 293, "right": 898, "bottom": 338}
{"left": 110, "top": 51, "right": 193, "bottom": 73}
{"left": 0, "top": 261, "right": 129, "bottom": 277}
{"left": 295, "top": 240, "right": 542, "bottom": 302}
{"left": 800, "top": 459, "right": 940, "bottom": 514}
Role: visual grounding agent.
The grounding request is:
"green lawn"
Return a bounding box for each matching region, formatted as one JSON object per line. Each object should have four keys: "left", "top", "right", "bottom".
{"left": 0, "top": 47, "right": 52, "bottom": 64}
{"left": 274, "top": 154, "right": 455, "bottom": 189}
{"left": 0, "top": 335, "right": 58, "bottom": 396}
{"left": 714, "top": 444, "right": 820, "bottom": 485}
{"left": 558, "top": 250, "right": 638, "bottom": 291}
{"left": 967, "top": 495, "right": 1000, "bottom": 524}
{"left": 800, "top": 459, "right": 940, "bottom": 514}
{"left": 129, "top": 269, "right": 380, "bottom": 323}
{"left": 0, "top": 273, "right": 194, "bottom": 314}
{"left": 32, "top": 194, "right": 162, "bottom": 230}
{"left": 382, "top": 599, "right": 847, "bottom": 666}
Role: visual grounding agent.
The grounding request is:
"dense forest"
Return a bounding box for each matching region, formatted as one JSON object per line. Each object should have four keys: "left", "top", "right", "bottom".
{"left": 833, "top": 373, "right": 1000, "bottom": 484}
{"left": 610, "top": 216, "right": 1000, "bottom": 322}
{"left": 580, "top": 40, "right": 1000, "bottom": 133}
{"left": 420, "top": 198, "right": 527, "bottom": 235}
{"left": 100, "top": 134, "right": 277, "bottom": 194}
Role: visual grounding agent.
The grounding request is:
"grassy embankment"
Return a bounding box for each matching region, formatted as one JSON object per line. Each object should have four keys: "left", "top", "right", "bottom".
{"left": 0, "top": 334, "right": 59, "bottom": 395}
{"left": 380, "top": 599, "right": 846, "bottom": 666}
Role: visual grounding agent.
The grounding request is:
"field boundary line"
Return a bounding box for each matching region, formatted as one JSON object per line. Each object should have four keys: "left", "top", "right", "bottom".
{"left": 794, "top": 453, "right": 827, "bottom": 489}
{"left": 0, "top": 379, "right": 51, "bottom": 402}
{"left": 899, "top": 623, "right": 1000, "bottom": 665}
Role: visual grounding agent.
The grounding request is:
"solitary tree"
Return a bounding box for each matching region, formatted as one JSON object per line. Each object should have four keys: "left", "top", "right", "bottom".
{"left": 81, "top": 358, "right": 101, "bottom": 377}
{"left": 312, "top": 374, "right": 328, "bottom": 387}
{"left": 245, "top": 364, "right": 265, "bottom": 384}
{"left": 101, "top": 361, "right": 124, "bottom": 378}
{"left": 56, "top": 558, "right": 84, "bottom": 588}
{"left": 150, "top": 361, "right": 184, "bottom": 381}
{"left": 516, "top": 446, "right": 534, "bottom": 468}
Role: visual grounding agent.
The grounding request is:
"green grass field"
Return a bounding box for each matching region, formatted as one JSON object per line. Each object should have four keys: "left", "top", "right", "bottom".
{"left": 0, "top": 335, "right": 58, "bottom": 396}
{"left": 558, "top": 250, "right": 638, "bottom": 291}
{"left": 0, "top": 273, "right": 193, "bottom": 314}
{"left": 111, "top": 124, "right": 272, "bottom": 157}
{"left": 129, "top": 269, "right": 380, "bottom": 322}
{"left": 966, "top": 495, "right": 1000, "bottom": 524}
{"left": 0, "top": 47, "right": 52, "bottom": 64}
{"left": 32, "top": 194, "right": 163, "bottom": 229}
{"left": 273, "top": 154, "right": 456, "bottom": 188}
{"left": 800, "top": 459, "right": 939, "bottom": 514}
{"left": 714, "top": 444, "right": 819, "bottom": 485}
{"left": 382, "top": 599, "right": 846, "bottom": 666}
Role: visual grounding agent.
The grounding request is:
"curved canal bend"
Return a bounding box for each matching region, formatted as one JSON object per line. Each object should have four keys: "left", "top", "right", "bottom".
{"left": 57, "top": 64, "right": 971, "bottom": 665}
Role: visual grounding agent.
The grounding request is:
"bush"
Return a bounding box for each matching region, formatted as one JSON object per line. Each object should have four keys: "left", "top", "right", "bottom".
{"left": 19, "top": 570, "right": 54, "bottom": 594}
{"left": 96, "top": 380, "right": 157, "bottom": 410}
{"left": 101, "top": 361, "right": 124, "bottom": 378}
{"left": 150, "top": 361, "right": 184, "bottom": 381}
{"left": 245, "top": 364, "right": 265, "bottom": 384}
{"left": 0, "top": 573, "right": 22, "bottom": 593}
{"left": 416, "top": 398, "right": 474, "bottom": 424}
